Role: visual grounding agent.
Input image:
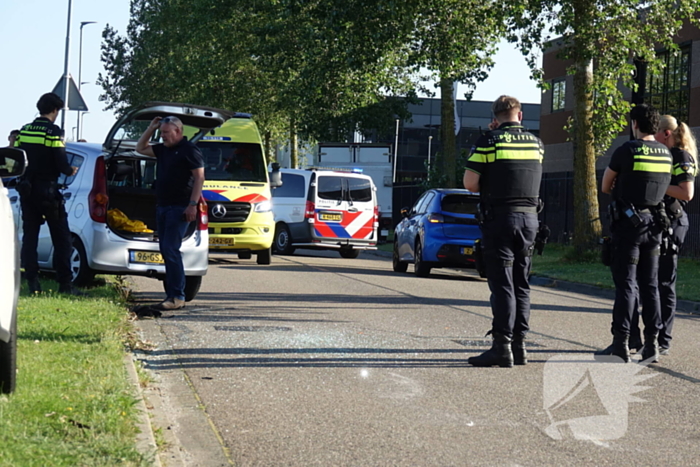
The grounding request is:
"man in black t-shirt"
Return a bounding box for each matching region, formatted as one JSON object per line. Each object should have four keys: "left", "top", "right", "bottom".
{"left": 137, "top": 116, "right": 205, "bottom": 310}
{"left": 598, "top": 104, "right": 672, "bottom": 363}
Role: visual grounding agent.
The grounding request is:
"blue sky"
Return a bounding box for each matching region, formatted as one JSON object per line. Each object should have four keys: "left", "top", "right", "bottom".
{"left": 0, "top": 1, "right": 541, "bottom": 145}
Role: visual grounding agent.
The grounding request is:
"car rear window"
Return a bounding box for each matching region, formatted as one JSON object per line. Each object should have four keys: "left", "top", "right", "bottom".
{"left": 441, "top": 194, "right": 478, "bottom": 214}
{"left": 317, "top": 176, "right": 372, "bottom": 202}
{"left": 347, "top": 177, "right": 372, "bottom": 202}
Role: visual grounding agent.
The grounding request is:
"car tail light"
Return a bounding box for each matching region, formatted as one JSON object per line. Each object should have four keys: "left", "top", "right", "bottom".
{"left": 428, "top": 213, "right": 444, "bottom": 223}
{"left": 88, "top": 156, "right": 108, "bottom": 223}
{"left": 374, "top": 205, "right": 380, "bottom": 228}
{"left": 304, "top": 200, "right": 315, "bottom": 219}
{"left": 198, "top": 197, "right": 208, "bottom": 230}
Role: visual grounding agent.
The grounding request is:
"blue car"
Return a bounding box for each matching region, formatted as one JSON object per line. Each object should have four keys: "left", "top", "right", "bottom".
{"left": 393, "top": 189, "right": 481, "bottom": 278}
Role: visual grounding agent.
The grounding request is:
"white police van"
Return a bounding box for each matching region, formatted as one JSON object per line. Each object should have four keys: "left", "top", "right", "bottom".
{"left": 271, "top": 168, "right": 378, "bottom": 258}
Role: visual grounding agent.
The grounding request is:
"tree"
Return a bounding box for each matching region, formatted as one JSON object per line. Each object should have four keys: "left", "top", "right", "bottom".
{"left": 407, "top": 0, "right": 509, "bottom": 187}
{"left": 510, "top": 0, "right": 700, "bottom": 253}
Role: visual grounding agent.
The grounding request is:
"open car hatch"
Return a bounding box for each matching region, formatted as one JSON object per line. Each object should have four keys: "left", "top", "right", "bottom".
{"left": 103, "top": 102, "right": 234, "bottom": 153}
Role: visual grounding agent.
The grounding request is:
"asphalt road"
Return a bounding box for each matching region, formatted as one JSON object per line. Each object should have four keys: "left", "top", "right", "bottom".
{"left": 131, "top": 250, "right": 700, "bottom": 466}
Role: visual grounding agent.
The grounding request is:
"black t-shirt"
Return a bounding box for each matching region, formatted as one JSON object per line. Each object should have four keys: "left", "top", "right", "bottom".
{"left": 152, "top": 138, "right": 204, "bottom": 206}
{"left": 465, "top": 122, "right": 544, "bottom": 207}
{"left": 609, "top": 139, "right": 672, "bottom": 207}
{"left": 666, "top": 147, "right": 697, "bottom": 208}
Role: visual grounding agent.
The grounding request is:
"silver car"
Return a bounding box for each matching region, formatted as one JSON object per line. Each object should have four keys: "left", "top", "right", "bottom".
{"left": 9, "top": 103, "right": 233, "bottom": 301}
{"left": 1, "top": 147, "right": 27, "bottom": 394}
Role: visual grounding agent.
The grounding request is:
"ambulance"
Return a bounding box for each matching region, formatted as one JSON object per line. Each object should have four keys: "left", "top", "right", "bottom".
{"left": 197, "top": 116, "right": 278, "bottom": 264}
{"left": 271, "top": 168, "right": 379, "bottom": 258}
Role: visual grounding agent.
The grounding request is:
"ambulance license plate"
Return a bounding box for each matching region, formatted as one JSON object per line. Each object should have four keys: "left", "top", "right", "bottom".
{"left": 130, "top": 250, "right": 164, "bottom": 264}
{"left": 461, "top": 247, "right": 473, "bottom": 256}
{"left": 319, "top": 212, "right": 342, "bottom": 222}
{"left": 210, "top": 237, "right": 235, "bottom": 245}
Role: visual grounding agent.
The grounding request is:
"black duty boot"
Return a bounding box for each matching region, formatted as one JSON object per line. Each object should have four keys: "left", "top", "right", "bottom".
{"left": 641, "top": 335, "right": 659, "bottom": 363}
{"left": 594, "top": 331, "right": 630, "bottom": 363}
{"left": 468, "top": 332, "right": 514, "bottom": 368}
{"left": 628, "top": 332, "right": 643, "bottom": 354}
{"left": 27, "top": 278, "right": 42, "bottom": 294}
{"left": 512, "top": 334, "right": 527, "bottom": 365}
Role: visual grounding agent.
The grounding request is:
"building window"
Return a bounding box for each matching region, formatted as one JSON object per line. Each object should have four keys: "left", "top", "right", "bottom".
{"left": 645, "top": 45, "right": 691, "bottom": 123}
{"left": 552, "top": 79, "right": 566, "bottom": 112}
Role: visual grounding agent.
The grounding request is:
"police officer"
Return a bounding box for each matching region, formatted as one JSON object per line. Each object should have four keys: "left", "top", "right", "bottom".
{"left": 15, "top": 93, "right": 81, "bottom": 295}
{"left": 599, "top": 104, "right": 672, "bottom": 363}
{"left": 463, "top": 95, "right": 544, "bottom": 367}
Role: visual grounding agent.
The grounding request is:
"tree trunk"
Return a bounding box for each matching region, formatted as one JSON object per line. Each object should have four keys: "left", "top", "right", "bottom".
{"left": 263, "top": 130, "right": 275, "bottom": 164}
{"left": 290, "top": 117, "right": 298, "bottom": 169}
{"left": 572, "top": 57, "right": 602, "bottom": 253}
{"left": 440, "top": 78, "right": 457, "bottom": 187}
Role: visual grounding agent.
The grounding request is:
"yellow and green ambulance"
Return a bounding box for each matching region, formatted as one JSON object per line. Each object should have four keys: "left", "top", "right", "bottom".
{"left": 196, "top": 115, "right": 276, "bottom": 264}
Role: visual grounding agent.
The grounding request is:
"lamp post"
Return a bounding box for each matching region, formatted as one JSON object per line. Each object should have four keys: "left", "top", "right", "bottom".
{"left": 76, "top": 21, "right": 97, "bottom": 140}
{"left": 79, "top": 112, "right": 89, "bottom": 141}
{"left": 427, "top": 135, "right": 433, "bottom": 181}
{"left": 60, "top": 0, "right": 74, "bottom": 131}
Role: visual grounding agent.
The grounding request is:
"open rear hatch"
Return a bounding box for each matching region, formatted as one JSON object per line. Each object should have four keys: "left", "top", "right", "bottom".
{"left": 103, "top": 102, "right": 233, "bottom": 241}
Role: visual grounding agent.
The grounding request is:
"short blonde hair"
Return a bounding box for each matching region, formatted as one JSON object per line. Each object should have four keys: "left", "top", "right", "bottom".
{"left": 492, "top": 95, "right": 521, "bottom": 119}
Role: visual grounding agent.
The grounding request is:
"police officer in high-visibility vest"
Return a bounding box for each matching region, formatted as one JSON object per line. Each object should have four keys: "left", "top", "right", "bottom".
{"left": 463, "top": 95, "right": 544, "bottom": 368}
{"left": 15, "top": 92, "right": 82, "bottom": 295}
{"left": 599, "top": 104, "right": 672, "bottom": 363}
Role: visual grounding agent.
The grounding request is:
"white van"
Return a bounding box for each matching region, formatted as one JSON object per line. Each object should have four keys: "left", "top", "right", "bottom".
{"left": 271, "top": 168, "right": 378, "bottom": 258}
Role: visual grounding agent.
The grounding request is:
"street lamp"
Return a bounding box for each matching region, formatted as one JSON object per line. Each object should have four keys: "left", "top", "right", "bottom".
{"left": 77, "top": 21, "right": 97, "bottom": 140}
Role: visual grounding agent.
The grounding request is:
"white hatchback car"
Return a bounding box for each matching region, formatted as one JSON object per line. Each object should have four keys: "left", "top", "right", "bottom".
{"left": 9, "top": 102, "right": 233, "bottom": 301}
{"left": 1, "top": 147, "right": 27, "bottom": 394}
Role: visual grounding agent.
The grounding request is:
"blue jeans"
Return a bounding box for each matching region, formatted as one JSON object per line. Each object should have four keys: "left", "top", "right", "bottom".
{"left": 156, "top": 205, "right": 189, "bottom": 301}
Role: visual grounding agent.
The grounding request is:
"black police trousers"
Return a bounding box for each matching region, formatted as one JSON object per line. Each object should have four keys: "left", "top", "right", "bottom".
{"left": 629, "top": 212, "right": 689, "bottom": 348}
{"left": 20, "top": 183, "right": 73, "bottom": 287}
{"left": 610, "top": 213, "right": 662, "bottom": 338}
{"left": 481, "top": 211, "right": 538, "bottom": 339}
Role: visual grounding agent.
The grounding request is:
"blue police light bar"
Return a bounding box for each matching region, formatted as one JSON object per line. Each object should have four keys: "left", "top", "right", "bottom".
{"left": 351, "top": 168, "right": 363, "bottom": 173}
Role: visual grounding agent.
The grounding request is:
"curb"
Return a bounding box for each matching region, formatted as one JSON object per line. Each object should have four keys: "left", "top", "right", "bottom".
{"left": 123, "top": 353, "right": 162, "bottom": 467}
{"left": 366, "top": 248, "right": 700, "bottom": 316}
{"left": 530, "top": 275, "right": 700, "bottom": 316}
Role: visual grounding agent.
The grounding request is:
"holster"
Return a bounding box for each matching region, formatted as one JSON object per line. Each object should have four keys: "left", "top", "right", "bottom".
{"left": 664, "top": 198, "right": 683, "bottom": 220}
{"left": 534, "top": 223, "right": 550, "bottom": 256}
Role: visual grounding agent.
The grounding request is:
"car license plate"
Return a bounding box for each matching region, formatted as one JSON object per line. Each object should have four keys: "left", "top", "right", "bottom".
{"left": 319, "top": 212, "right": 342, "bottom": 222}
{"left": 210, "top": 237, "right": 235, "bottom": 246}
{"left": 461, "top": 247, "right": 473, "bottom": 256}
{"left": 130, "top": 250, "right": 164, "bottom": 264}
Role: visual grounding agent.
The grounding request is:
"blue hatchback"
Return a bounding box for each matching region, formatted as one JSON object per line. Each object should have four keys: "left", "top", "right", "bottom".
{"left": 393, "top": 189, "right": 481, "bottom": 278}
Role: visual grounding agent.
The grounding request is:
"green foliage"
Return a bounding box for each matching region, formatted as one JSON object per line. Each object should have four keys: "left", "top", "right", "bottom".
{"left": 421, "top": 149, "right": 470, "bottom": 190}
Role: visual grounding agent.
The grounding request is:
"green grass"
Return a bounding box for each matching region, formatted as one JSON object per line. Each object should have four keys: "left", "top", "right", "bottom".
{"left": 0, "top": 277, "right": 149, "bottom": 466}
{"left": 532, "top": 244, "right": 700, "bottom": 302}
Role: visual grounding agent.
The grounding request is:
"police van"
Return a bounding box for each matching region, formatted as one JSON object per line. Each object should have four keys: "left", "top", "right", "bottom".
{"left": 271, "top": 168, "right": 378, "bottom": 258}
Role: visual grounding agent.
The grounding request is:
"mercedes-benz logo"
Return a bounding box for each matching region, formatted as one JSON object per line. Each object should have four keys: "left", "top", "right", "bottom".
{"left": 211, "top": 204, "right": 227, "bottom": 219}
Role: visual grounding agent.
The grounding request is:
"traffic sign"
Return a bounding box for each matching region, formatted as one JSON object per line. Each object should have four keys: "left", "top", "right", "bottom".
{"left": 51, "top": 74, "right": 88, "bottom": 111}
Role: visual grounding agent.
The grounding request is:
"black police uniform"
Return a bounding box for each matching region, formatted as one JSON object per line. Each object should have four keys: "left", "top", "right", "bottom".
{"left": 465, "top": 122, "right": 543, "bottom": 367}
{"left": 15, "top": 117, "right": 75, "bottom": 292}
{"left": 607, "top": 139, "right": 672, "bottom": 362}
{"left": 627, "top": 147, "right": 696, "bottom": 352}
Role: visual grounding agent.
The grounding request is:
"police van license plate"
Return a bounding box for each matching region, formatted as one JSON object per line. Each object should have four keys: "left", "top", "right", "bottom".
{"left": 130, "top": 250, "right": 165, "bottom": 264}
{"left": 319, "top": 212, "right": 342, "bottom": 222}
{"left": 210, "top": 237, "right": 235, "bottom": 246}
{"left": 461, "top": 247, "right": 473, "bottom": 256}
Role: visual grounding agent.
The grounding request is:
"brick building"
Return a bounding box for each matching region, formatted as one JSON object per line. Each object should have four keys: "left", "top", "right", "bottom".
{"left": 538, "top": 21, "right": 700, "bottom": 254}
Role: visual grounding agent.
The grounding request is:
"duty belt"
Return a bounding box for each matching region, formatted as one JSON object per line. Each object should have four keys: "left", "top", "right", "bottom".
{"left": 491, "top": 205, "right": 538, "bottom": 214}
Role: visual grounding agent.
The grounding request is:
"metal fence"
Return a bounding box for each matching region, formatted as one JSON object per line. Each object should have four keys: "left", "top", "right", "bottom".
{"left": 540, "top": 171, "right": 700, "bottom": 257}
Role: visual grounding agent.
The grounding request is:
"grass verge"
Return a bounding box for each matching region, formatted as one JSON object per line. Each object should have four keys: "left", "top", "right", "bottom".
{"left": 0, "top": 276, "right": 148, "bottom": 466}
{"left": 532, "top": 244, "right": 700, "bottom": 302}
